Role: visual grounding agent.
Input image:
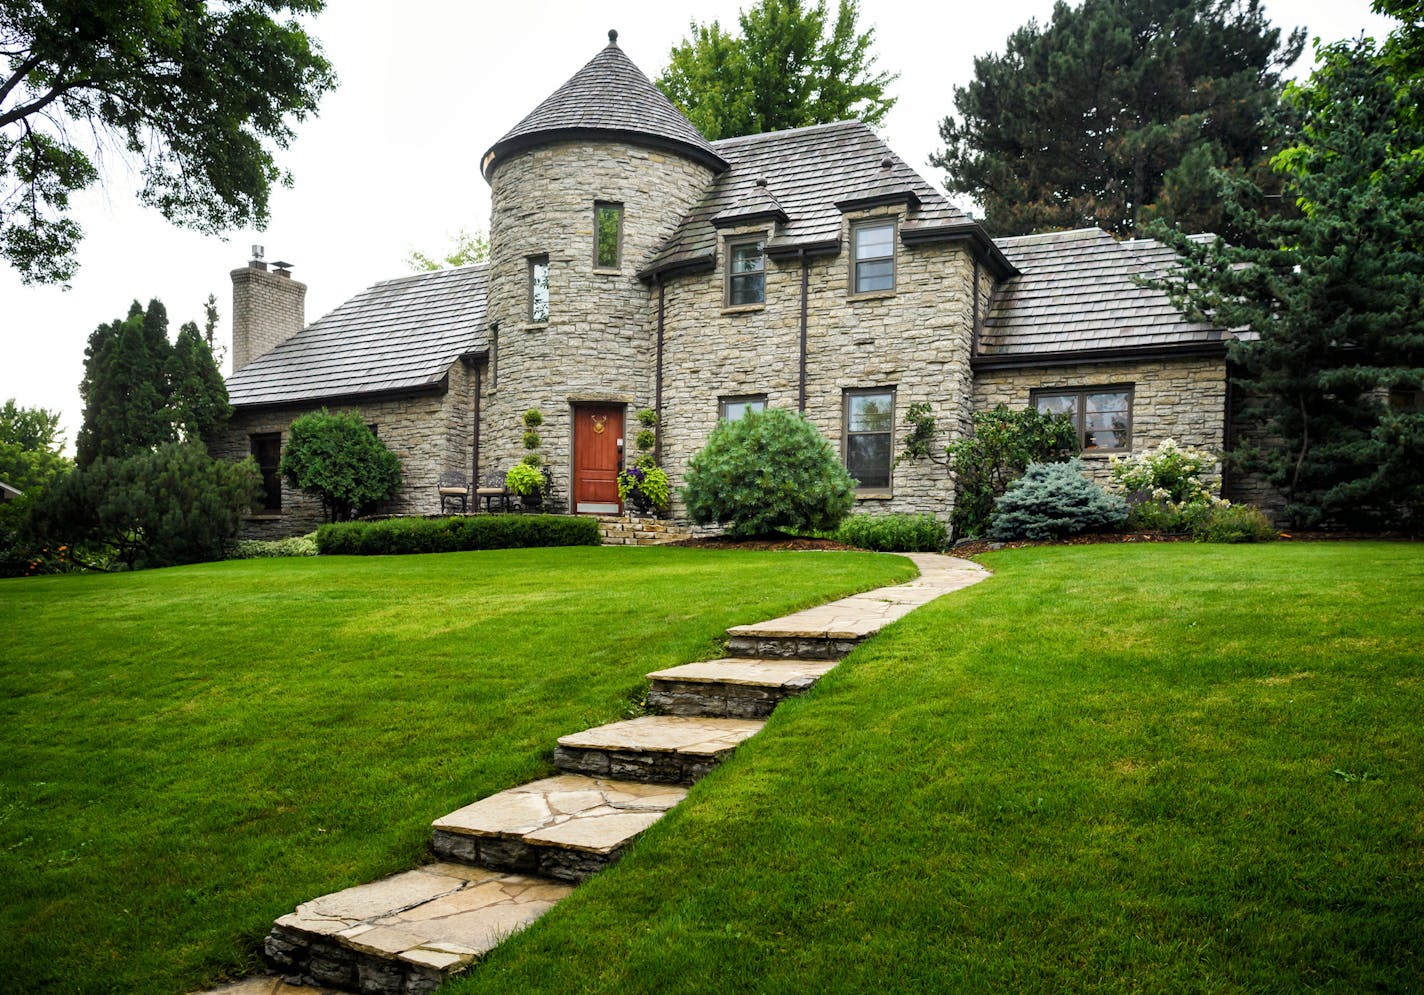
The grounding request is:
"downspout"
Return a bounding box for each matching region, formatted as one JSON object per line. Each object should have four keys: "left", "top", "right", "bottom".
{"left": 798, "top": 248, "right": 809, "bottom": 413}
{"left": 655, "top": 276, "right": 665, "bottom": 462}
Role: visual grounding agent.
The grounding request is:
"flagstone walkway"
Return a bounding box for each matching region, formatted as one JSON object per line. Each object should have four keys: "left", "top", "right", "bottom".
{"left": 196, "top": 552, "right": 988, "bottom": 995}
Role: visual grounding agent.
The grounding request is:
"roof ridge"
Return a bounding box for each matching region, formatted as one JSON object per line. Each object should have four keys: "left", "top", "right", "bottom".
{"left": 371, "top": 263, "right": 489, "bottom": 289}
{"left": 711, "top": 119, "right": 867, "bottom": 147}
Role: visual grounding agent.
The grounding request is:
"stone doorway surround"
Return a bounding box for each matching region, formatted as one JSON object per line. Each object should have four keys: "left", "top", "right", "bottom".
{"left": 198, "top": 553, "right": 988, "bottom": 995}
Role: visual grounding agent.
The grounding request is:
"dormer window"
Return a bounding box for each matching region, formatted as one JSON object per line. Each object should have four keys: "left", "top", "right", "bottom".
{"left": 726, "top": 238, "right": 766, "bottom": 306}
{"left": 594, "top": 202, "right": 623, "bottom": 270}
{"left": 529, "top": 255, "right": 549, "bottom": 323}
{"left": 852, "top": 220, "right": 895, "bottom": 294}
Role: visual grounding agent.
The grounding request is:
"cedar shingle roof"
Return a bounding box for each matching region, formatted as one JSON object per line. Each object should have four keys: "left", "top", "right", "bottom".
{"left": 980, "top": 228, "right": 1228, "bottom": 360}
{"left": 226, "top": 265, "right": 488, "bottom": 408}
{"left": 481, "top": 33, "right": 726, "bottom": 180}
{"left": 641, "top": 120, "right": 981, "bottom": 276}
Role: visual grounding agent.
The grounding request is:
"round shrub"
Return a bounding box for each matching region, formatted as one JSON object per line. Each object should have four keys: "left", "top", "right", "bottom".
{"left": 682, "top": 408, "right": 855, "bottom": 536}
{"left": 1194, "top": 503, "right": 1278, "bottom": 543}
{"left": 281, "top": 409, "right": 402, "bottom": 522}
{"left": 988, "top": 459, "right": 1128, "bottom": 540}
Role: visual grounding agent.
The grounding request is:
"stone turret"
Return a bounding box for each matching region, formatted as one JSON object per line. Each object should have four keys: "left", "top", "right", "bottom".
{"left": 479, "top": 30, "right": 724, "bottom": 509}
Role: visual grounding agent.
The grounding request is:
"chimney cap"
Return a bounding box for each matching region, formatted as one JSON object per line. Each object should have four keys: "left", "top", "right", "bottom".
{"left": 251, "top": 244, "right": 265, "bottom": 261}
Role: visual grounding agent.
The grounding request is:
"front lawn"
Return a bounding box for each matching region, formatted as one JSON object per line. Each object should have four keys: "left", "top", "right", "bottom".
{"left": 456, "top": 542, "right": 1423, "bottom": 994}
{"left": 0, "top": 546, "right": 913, "bottom": 993}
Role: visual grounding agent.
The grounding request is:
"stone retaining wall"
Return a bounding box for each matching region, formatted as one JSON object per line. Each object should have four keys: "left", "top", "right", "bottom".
{"left": 597, "top": 515, "right": 691, "bottom": 546}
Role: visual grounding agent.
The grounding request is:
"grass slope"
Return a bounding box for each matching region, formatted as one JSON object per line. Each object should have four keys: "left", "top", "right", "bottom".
{"left": 0, "top": 546, "right": 913, "bottom": 994}
{"left": 456, "top": 542, "right": 1423, "bottom": 994}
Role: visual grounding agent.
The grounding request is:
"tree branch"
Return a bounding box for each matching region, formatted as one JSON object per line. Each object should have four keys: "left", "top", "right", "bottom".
{"left": 0, "top": 53, "right": 42, "bottom": 107}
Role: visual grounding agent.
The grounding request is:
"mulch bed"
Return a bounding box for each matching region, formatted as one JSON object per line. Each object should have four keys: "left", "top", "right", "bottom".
{"left": 665, "top": 532, "right": 861, "bottom": 552}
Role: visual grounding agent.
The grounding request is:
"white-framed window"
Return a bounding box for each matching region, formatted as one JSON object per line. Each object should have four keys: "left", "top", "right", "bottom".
{"left": 851, "top": 220, "right": 895, "bottom": 294}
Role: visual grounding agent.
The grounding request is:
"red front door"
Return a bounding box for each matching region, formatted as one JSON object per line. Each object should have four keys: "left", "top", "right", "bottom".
{"left": 572, "top": 404, "right": 624, "bottom": 514}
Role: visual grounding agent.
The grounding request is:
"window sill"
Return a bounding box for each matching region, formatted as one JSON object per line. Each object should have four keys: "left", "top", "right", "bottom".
{"left": 854, "top": 491, "right": 893, "bottom": 501}
{"left": 720, "top": 303, "right": 766, "bottom": 315}
{"left": 592, "top": 267, "right": 622, "bottom": 276}
{"left": 522, "top": 321, "right": 549, "bottom": 331}
{"left": 848, "top": 289, "right": 897, "bottom": 302}
{"left": 245, "top": 512, "right": 284, "bottom": 520}
{"left": 1080, "top": 449, "right": 1128, "bottom": 459}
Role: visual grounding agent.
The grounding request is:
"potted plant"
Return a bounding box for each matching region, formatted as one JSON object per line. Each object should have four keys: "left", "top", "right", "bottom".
{"left": 616, "top": 409, "right": 670, "bottom": 515}
{"left": 506, "top": 408, "right": 547, "bottom": 508}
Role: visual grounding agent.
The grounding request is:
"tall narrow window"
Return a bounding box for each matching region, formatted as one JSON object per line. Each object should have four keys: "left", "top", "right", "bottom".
{"left": 1032, "top": 386, "right": 1133, "bottom": 451}
{"left": 845, "top": 389, "right": 895, "bottom": 491}
{"left": 719, "top": 395, "right": 767, "bottom": 421}
{"left": 529, "top": 255, "right": 549, "bottom": 323}
{"left": 851, "top": 220, "right": 895, "bottom": 294}
{"left": 594, "top": 202, "right": 623, "bottom": 270}
{"left": 250, "top": 433, "right": 282, "bottom": 512}
{"left": 726, "top": 238, "right": 766, "bottom": 306}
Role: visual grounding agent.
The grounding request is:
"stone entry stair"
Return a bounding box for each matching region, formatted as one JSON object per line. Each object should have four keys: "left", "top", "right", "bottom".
{"left": 251, "top": 553, "right": 987, "bottom": 995}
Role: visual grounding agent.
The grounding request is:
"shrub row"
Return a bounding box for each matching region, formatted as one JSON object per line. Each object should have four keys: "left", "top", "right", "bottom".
{"left": 834, "top": 513, "right": 947, "bottom": 552}
{"left": 230, "top": 535, "right": 319, "bottom": 558}
{"left": 315, "top": 514, "right": 601, "bottom": 555}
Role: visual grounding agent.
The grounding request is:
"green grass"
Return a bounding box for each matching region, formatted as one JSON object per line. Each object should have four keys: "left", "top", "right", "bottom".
{"left": 0, "top": 546, "right": 914, "bottom": 994}
{"left": 451, "top": 542, "right": 1424, "bottom": 995}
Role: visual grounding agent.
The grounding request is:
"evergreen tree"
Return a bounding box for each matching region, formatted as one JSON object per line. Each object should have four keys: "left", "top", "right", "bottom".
{"left": 1151, "top": 35, "right": 1424, "bottom": 529}
{"left": 933, "top": 0, "right": 1304, "bottom": 239}
{"left": 656, "top": 0, "right": 896, "bottom": 140}
{"left": 281, "top": 409, "right": 402, "bottom": 522}
{"left": 167, "top": 322, "right": 232, "bottom": 450}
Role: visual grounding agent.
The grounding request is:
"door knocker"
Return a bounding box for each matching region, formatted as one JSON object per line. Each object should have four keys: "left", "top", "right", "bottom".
{"left": 591, "top": 414, "right": 607, "bottom": 435}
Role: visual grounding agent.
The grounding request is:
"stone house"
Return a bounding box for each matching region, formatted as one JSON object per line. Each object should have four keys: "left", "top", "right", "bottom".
{"left": 218, "top": 32, "right": 1249, "bottom": 538}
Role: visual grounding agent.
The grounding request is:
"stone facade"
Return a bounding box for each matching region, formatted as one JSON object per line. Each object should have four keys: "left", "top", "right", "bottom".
{"left": 217, "top": 360, "right": 476, "bottom": 538}
{"left": 231, "top": 266, "right": 305, "bottom": 372}
{"left": 482, "top": 141, "right": 715, "bottom": 501}
{"left": 972, "top": 355, "right": 1229, "bottom": 485}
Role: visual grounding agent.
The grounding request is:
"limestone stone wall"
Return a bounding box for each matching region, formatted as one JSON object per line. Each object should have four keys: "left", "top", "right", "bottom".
{"left": 231, "top": 266, "right": 306, "bottom": 372}
{"left": 215, "top": 366, "right": 475, "bottom": 538}
{"left": 971, "top": 355, "right": 1229, "bottom": 485}
{"left": 483, "top": 141, "right": 715, "bottom": 503}
{"left": 657, "top": 205, "right": 976, "bottom": 523}
{"left": 596, "top": 515, "right": 692, "bottom": 546}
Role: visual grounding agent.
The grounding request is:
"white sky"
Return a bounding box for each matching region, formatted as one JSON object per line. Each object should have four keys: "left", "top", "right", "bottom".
{"left": 0, "top": 0, "right": 1393, "bottom": 447}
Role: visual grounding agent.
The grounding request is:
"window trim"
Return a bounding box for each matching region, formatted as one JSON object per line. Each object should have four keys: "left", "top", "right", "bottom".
{"left": 719, "top": 394, "right": 768, "bottom": 422}
{"left": 528, "top": 254, "right": 549, "bottom": 324}
{"left": 250, "top": 432, "right": 282, "bottom": 514}
{"left": 843, "top": 386, "right": 896, "bottom": 495}
{"left": 593, "top": 201, "right": 623, "bottom": 271}
{"left": 1030, "top": 384, "right": 1135, "bottom": 453}
{"left": 849, "top": 218, "right": 897, "bottom": 296}
{"left": 724, "top": 235, "right": 767, "bottom": 308}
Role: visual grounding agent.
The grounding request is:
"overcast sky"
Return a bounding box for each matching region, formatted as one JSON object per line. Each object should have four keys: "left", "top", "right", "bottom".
{"left": 0, "top": 0, "right": 1394, "bottom": 446}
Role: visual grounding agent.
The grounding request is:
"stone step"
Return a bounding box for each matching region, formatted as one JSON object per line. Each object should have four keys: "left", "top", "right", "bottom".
{"left": 430, "top": 774, "right": 686, "bottom": 882}
{"left": 645, "top": 657, "right": 838, "bottom": 718}
{"left": 264, "top": 862, "right": 572, "bottom": 994}
{"left": 553, "top": 715, "right": 763, "bottom": 784}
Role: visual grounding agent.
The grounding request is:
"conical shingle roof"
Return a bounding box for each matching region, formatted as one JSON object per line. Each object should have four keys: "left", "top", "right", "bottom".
{"left": 481, "top": 30, "right": 727, "bottom": 180}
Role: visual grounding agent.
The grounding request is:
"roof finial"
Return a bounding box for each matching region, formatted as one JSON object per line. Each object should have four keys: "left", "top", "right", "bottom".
{"left": 608, "top": 29, "right": 619, "bottom": 46}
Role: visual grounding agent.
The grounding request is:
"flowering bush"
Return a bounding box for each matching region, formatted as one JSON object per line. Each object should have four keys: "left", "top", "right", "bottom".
{"left": 617, "top": 456, "right": 670, "bottom": 513}
{"left": 1110, "top": 438, "right": 1226, "bottom": 532}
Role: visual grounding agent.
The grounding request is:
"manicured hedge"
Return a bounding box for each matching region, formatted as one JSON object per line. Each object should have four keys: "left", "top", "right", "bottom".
{"left": 315, "top": 514, "right": 601, "bottom": 555}
{"left": 834, "top": 513, "right": 948, "bottom": 552}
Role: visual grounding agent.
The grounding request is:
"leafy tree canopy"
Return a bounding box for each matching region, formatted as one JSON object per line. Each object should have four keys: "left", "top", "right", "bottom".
{"left": 0, "top": 0, "right": 336, "bottom": 285}
{"left": 406, "top": 229, "right": 489, "bottom": 271}
{"left": 76, "top": 299, "right": 231, "bottom": 467}
{"left": 0, "top": 398, "right": 69, "bottom": 494}
{"left": 281, "top": 409, "right": 402, "bottom": 522}
{"left": 656, "top": 0, "right": 896, "bottom": 140}
{"left": 933, "top": 0, "right": 1304, "bottom": 239}
{"left": 1151, "top": 31, "right": 1424, "bottom": 529}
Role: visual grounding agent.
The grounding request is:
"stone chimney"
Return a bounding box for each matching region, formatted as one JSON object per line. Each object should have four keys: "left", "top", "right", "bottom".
{"left": 231, "top": 245, "right": 306, "bottom": 372}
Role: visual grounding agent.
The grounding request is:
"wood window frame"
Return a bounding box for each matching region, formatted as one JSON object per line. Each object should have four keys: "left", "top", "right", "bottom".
{"left": 250, "top": 432, "right": 282, "bottom": 513}
{"left": 724, "top": 236, "right": 767, "bottom": 308}
{"left": 719, "top": 394, "right": 768, "bottom": 421}
{"left": 850, "top": 218, "right": 897, "bottom": 296}
{"left": 1030, "top": 384, "right": 1135, "bottom": 453}
{"left": 528, "top": 254, "right": 549, "bottom": 324}
{"left": 593, "top": 201, "right": 624, "bottom": 271}
{"left": 843, "top": 387, "right": 896, "bottom": 495}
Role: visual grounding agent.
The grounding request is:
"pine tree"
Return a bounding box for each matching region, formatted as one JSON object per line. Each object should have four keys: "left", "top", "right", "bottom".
{"left": 934, "top": 0, "right": 1304, "bottom": 239}
{"left": 167, "top": 322, "right": 232, "bottom": 451}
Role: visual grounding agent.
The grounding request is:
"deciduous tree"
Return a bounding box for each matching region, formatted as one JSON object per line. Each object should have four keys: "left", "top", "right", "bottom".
{"left": 656, "top": 0, "right": 896, "bottom": 140}
{"left": 933, "top": 0, "right": 1304, "bottom": 239}
{"left": 281, "top": 409, "right": 402, "bottom": 522}
{"left": 406, "top": 229, "right": 489, "bottom": 271}
{"left": 0, "top": 0, "right": 336, "bottom": 285}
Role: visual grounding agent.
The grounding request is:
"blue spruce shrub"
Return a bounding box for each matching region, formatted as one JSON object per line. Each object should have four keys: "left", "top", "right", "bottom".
{"left": 682, "top": 408, "right": 855, "bottom": 535}
{"left": 988, "top": 459, "right": 1128, "bottom": 540}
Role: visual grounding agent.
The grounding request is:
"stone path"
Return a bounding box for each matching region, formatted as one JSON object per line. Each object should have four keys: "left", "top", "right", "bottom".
{"left": 200, "top": 553, "right": 987, "bottom": 995}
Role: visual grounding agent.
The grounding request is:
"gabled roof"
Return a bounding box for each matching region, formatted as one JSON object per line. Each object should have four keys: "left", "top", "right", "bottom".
{"left": 640, "top": 120, "right": 1010, "bottom": 279}
{"left": 226, "top": 265, "right": 488, "bottom": 408}
{"left": 977, "top": 228, "right": 1230, "bottom": 365}
{"left": 481, "top": 31, "right": 727, "bottom": 180}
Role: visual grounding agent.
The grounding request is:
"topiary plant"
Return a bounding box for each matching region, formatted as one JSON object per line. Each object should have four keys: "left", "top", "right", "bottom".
{"left": 987, "top": 459, "right": 1127, "bottom": 540}
{"left": 682, "top": 407, "right": 855, "bottom": 535}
